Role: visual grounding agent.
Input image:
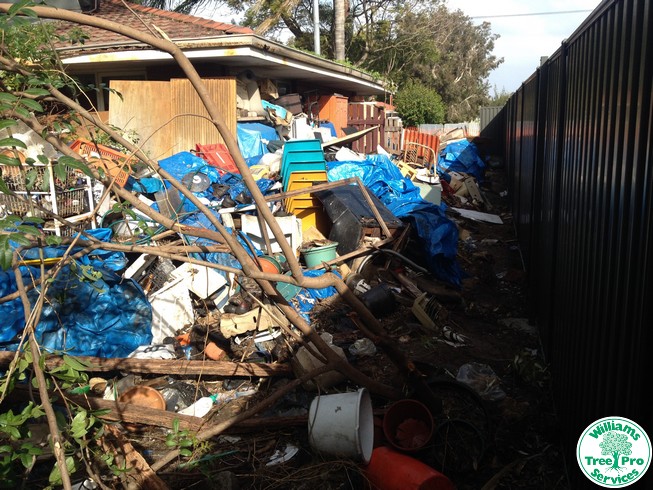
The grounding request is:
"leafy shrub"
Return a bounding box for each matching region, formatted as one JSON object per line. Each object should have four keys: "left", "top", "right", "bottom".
{"left": 394, "top": 81, "right": 445, "bottom": 127}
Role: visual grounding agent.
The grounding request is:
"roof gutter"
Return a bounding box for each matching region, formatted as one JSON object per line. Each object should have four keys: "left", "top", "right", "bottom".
{"left": 58, "top": 33, "right": 389, "bottom": 94}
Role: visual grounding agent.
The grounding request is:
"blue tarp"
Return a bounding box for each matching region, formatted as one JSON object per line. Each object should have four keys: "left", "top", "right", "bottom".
{"left": 237, "top": 122, "right": 278, "bottom": 165}
{"left": 157, "top": 151, "right": 221, "bottom": 212}
{"left": 0, "top": 229, "right": 152, "bottom": 357}
{"left": 437, "top": 139, "right": 486, "bottom": 182}
{"left": 327, "top": 155, "right": 462, "bottom": 287}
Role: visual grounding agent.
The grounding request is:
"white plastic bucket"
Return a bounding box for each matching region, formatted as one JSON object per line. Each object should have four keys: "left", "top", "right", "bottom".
{"left": 307, "top": 388, "right": 374, "bottom": 464}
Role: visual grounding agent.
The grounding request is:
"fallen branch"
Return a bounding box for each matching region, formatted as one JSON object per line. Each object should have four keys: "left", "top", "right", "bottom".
{"left": 0, "top": 352, "right": 292, "bottom": 377}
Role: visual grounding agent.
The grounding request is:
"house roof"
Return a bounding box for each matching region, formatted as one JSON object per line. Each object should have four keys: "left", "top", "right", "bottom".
{"left": 50, "top": 1, "right": 388, "bottom": 96}
{"left": 53, "top": 0, "right": 252, "bottom": 50}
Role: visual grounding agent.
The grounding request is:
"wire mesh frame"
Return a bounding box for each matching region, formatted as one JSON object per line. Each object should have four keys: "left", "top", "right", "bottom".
{"left": 403, "top": 142, "right": 437, "bottom": 172}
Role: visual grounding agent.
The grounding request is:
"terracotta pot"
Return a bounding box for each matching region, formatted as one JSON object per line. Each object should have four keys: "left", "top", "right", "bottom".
{"left": 118, "top": 386, "right": 166, "bottom": 431}
{"left": 382, "top": 399, "right": 434, "bottom": 452}
{"left": 204, "top": 341, "right": 227, "bottom": 360}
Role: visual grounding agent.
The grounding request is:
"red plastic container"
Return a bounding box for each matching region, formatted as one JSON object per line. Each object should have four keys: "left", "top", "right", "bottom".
{"left": 195, "top": 143, "right": 239, "bottom": 175}
{"left": 364, "top": 446, "right": 455, "bottom": 490}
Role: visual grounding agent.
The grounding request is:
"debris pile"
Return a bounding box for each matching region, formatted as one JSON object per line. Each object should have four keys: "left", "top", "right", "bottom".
{"left": 1, "top": 116, "right": 564, "bottom": 488}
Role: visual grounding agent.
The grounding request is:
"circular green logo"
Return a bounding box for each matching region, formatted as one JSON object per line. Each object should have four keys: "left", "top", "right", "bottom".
{"left": 577, "top": 417, "right": 651, "bottom": 487}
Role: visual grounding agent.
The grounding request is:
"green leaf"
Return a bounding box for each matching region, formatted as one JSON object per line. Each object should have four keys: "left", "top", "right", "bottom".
{"left": 0, "top": 243, "right": 13, "bottom": 271}
{"left": 0, "top": 138, "right": 27, "bottom": 150}
{"left": 0, "top": 154, "right": 21, "bottom": 166}
{"left": 0, "top": 120, "right": 17, "bottom": 131}
{"left": 19, "top": 98, "right": 43, "bottom": 113}
{"left": 58, "top": 156, "right": 94, "bottom": 179}
{"left": 0, "top": 93, "right": 18, "bottom": 104}
{"left": 53, "top": 162, "right": 66, "bottom": 183}
{"left": 16, "top": 224, "right": 40, "bottom": 235}
{"left": 37, "top": 154, "right": 49, "bottom": 164}
{"left": 179, "top": 438, "right": 193, "bottom": 448}
{"left": 48, "top": 456, "right": 76, "bottom": 485}
{"left": 0, "top": 178, "right": 11, "bottom": 195}
{"left": 8, "top": 233, "right": 32, "bottom": 246}
{"left": 23, "top": 88, "right": 50, "bottom": 97}
{"left": 25, "top": 168, "right": 38, "bottom": 190}
{"left": 19, "top": 452, "right": 34, "bottom": 469}
{"left": 12, "top": 107, "right": 32, "bottom": 119}
{"left": 179, "top": 448, "right": 193, "bottom": 457}
{"left": 70, "top": 410, "right": 89, "bottom": 439}
{"left": 45, "top": 235, "right": 63, "bottom": 246}
{"left": 62, "top": 355, "right": 90, "bottom": 372}
{"left": 165, "top": 439, "right": 177, "bottom": 448}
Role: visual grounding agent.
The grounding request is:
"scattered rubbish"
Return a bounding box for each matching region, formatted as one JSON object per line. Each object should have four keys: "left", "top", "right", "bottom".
{"left": 292, "top": 332, "right": 348, "bottom": 390}
{"left": 456, "top": 362, "right": 506, "bottom": 401}
{"left": 177, "top": 388, "right": 257, "bottom": 417}
{"left": 307, "top": 388, "right": 374, "bottom": 464}
{"left": 118, "top": 386, "right": 166, "bottom": 431}
{"left": 0, "top": 52, "right": 542, "bottom": 489}
{"left": 441, "top": 325, "right": 468, "bottom": 345}
{"left": 411, "top": 293, "right": 445, "bottom": 332}
{"left": 348, "top": 337, "right": 377, "bottom": 357}
{"left": 265, "top": 444, "right": 301, "bottom": 466}
{"left": 451, "top": 207, "right": 504, "bottom": 224}
{"left": 300, "top": 240, "right": 339, "bottom": 267}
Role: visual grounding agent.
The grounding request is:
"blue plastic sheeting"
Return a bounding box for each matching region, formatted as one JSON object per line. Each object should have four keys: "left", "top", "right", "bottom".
{"left": 179, "top": 211, "right": 242, "bottom": 276}
{"left": 158, "top": 151, "right": 221, "bottom": 212}
{"left": 291, "top": 269, "right": 339, "bottom": 319}
{"left": 0, "top": 231, "right": 152, "bottom": 356}
{"left": 319, "top": 121, "right": 337, "bottom": 138}
{"left": 128, "top": 177, "right": 165, "bottom": 194}
{"left": 437, "top": 139, "right": 486, "bottom": 182}
{"left": 261, "top": 100, "right": 288, "bottom": 120}
{"left": 17, "top": 228, "right": 128, "bottom": 272}
{"left": 237, "top": 123, "right": 276, "bottom": 165}
{"left": 224, "top": 177, "right": 275, "bottom": 201}
{"left": 327, "top": 155, "right": 462, "bottom": 286}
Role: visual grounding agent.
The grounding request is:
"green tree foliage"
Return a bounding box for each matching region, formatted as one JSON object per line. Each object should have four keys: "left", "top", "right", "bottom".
{"left": 157, "top": 0, "right": 502, "bottom": 122}
{"left": 489, "top": 85, "right": 513, "bottom": 107}
{"left": 394, "top": 80, "right": 445, "bottom": 127}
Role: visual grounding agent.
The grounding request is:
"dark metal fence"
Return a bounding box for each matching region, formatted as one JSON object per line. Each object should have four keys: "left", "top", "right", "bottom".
{"left": 485, "top": 0, "right": 653, "bottom": 485}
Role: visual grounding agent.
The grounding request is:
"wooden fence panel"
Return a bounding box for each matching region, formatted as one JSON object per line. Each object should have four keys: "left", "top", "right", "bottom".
{"left": 109, "top": 78, "right": 236, "bottom": 159}
{"left": 347, "top": 103, "right": 384, "bottom": 154}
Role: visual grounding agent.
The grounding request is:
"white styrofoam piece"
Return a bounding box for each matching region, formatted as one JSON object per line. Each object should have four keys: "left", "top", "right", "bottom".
{"left": 240, "top": 214, "right": 302, "bottom": 254}
{"left": 148, "top": 277, "right": 194, "bottom": 344}
{"left": 171, "top": 262, "right": 228, "bottom": 299}
{"left": 124, "top": 253, "right": 156, "bottom": 280}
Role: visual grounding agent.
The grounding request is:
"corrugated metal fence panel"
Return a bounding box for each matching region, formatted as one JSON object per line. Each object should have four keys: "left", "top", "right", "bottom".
{"left": 500, "top": 0, "right": 653, "bottom": 484}
{"left": 479, "top": 106, "right": 502, "bottom": 131}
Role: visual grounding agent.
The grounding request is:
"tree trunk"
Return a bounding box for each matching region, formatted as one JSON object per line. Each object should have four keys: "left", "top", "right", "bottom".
{"left": 334, "top": 0, "right": 345, "bottom": 61}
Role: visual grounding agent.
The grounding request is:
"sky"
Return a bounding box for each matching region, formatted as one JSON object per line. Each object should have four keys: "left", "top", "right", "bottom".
{"left": 445, "top": 0, "right": 603, "bottom": 94}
